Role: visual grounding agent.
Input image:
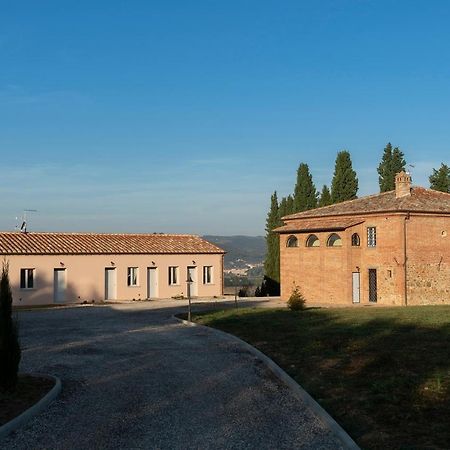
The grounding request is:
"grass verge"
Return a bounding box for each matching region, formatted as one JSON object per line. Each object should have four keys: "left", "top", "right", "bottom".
{"left": 193, "top": 306, "right": 450, "bottom": 449}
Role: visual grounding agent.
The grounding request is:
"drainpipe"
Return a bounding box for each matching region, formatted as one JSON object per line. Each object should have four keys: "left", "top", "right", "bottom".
{"left": 403, "top": 213, "right": 410, "bottom": 306}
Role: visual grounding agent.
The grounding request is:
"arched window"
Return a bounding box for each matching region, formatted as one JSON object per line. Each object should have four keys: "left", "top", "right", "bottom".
{"left": 286, "top": 235, "right": 298, "bottom": 247}
{"left": 351, "top": 233, "right": 360, "bottom": 247}
{"left": 306, "top": 234, "right": 320, "bottom": 247}
{"left": 327, "top": 233, "right": 342, "bottom": 247}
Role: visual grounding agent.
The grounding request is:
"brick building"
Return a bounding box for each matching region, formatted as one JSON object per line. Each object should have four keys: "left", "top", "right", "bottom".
{"left": 275, "top": 172, "right": 450, "bottom": 306}
{"left": 0, "top": 232, "right": 225, "bottom": 306}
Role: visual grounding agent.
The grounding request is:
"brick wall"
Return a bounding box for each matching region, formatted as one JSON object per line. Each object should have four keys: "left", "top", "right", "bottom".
{"left": 279, "top": 213, "right": 450, "bottom": 306}
{"left": 406, "top": 215, "right": 450, "bottom": 305}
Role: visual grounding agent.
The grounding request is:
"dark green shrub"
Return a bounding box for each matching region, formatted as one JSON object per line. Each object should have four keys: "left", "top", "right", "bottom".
{"left": 0, "top": 261, "right": 21, "bottom": 391}
{"left": 238, "top": 286, "right": 248, "bottom": 297}
{"left": 287, "top": 286, "right": 306, "bottom": 311}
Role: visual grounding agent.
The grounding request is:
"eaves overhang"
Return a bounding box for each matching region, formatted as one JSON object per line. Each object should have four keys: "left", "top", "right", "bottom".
{"left": 274, "top": 219, "right": 365, "bottom": 234}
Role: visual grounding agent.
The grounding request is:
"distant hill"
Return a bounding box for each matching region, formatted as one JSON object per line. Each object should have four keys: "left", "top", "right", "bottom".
{"left": 203, "top": 235, "right": 266, "bottom": 268}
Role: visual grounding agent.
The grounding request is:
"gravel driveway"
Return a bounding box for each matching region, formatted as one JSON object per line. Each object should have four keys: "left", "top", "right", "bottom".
{"left": 2, "top": 300, "right": 345, "bottom": 449}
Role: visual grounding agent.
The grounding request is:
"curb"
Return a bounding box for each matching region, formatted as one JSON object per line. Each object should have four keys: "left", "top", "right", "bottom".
{"left": 0, "top": 374, "right": 62, "bottom": 440}
{"left": 174, "top": 315, "right": 360, "bottom": 450}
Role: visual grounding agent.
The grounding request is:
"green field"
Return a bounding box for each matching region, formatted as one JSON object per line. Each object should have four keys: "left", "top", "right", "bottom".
{"left": 193, "top": 306, "right": 450, "bottom": 449}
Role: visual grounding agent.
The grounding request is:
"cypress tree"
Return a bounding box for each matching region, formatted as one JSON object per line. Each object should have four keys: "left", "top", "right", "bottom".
{"left": 285, "top": 194, "right": 295, "bottom": 215}
{"left": 392, "top": 146, "right": 406, "bottom": 180}
{"left": 378, "top": 142, "right": 393, "bottom": 192}
{"left": 429, "top": 163, "right": 450, "bottom": 192}
{"left": 318, "top": 185, "right": 332, "bottom": 207}
{"left": 331, "top": 150, "right": 358, "bottom": 203}
{"left": 278, "top": 195, "right": 295, "bottom": 220}
{"left": 278, "top": 196, "right": 289, "bottom": 221}
{"left": 293, "top": 163, "right": 317, "bottom": 212}
{"left": 0, "top": 261, "right": 21, "bottom": 391}
{"left": 378, "top": 143, "right": 406, "bottom": 192}
{"left": 264, "top": 192, "right": 281, "bottom": 287}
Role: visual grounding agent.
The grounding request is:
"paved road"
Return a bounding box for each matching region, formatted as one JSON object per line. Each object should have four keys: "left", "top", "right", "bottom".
{"left": 3, "top": 300, "right": 345, "bottom": 449}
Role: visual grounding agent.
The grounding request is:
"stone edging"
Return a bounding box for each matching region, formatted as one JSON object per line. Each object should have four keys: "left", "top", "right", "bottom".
{"left": 174, "top": 315, "right": 360, "bottom": 450}
{"left": 0, "top": 374, "right": 62, "bottom": 440}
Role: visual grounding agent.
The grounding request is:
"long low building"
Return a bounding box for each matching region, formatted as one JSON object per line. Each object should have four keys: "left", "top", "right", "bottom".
{"left": 0, "top": 232, "right": 225, "bottom": 306}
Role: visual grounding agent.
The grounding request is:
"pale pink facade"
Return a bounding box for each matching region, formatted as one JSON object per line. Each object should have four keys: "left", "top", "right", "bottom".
{"left": 0, "top": 233, "right": 225, "bottom": 306}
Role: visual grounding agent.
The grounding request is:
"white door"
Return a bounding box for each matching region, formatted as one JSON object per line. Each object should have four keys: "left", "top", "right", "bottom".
{"left": 352, "top": 272, "right": 360, "bottom": 303}
{"left": 54, "top": 269, "right": 66, "bottom": 303}
{"left": 147, "top": 267, "right": 158, "bottom": 299}
{"left": 105, "top": 268, "right": 117, "bottom": 300}
{"left": 187, "top": 266, "right": 197, "bottom": 297}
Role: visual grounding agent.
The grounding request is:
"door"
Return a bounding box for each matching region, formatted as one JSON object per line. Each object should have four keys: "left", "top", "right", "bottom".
{"left": 147, "top": 267, "right": 158, "bottom": 299}
{"left": 54, "top": 269, "right": 66, "bottom": 303}
{"left": 105, "top": 268, "right": 117, "bottom": 300}
{"left": 187, "top": 266, "right": 197, "bottom": 297}
{"left": 369, "top": 269, "right": 377, "bottom": 303}
{"left": 352, "top": 272, "right": 360, "bottom": 303}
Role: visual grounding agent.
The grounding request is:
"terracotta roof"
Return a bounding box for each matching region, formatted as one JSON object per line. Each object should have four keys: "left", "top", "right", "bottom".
{"left": 282, "top": 187, "right": 450, "bottom": 220}
{"left": 0, "top": 232, "right": 225, "bottom": 255}
{"left": 274, "top": 218, "right": 364, "bottom": 234}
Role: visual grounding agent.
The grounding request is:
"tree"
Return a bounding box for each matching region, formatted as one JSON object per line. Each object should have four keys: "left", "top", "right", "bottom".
{"left": 378, "top": 142, "right": 406, "bottom": 192}
{"left": 0, "top": 261, "right": 21, "bottom": 391}
{"left": 331, "top": 150, "right": 358, "bottom": 203}
{"left": 263, "top": 192, "right": 281, "bottom": 290}
{"left": 285, "top": 195, "right": 294, "bottom": 215}
{"left": 318, "top": 185, "right": 332, "bottom": 207}
{"left": 392, "top": 146, "right": 407, "bottom": 180}
{"left": 278, "top": 194, "right": 295, "bottom": 220}
{"left": 429, "top": 163, "right": 450, "bottom": 192}
{"left": 278, "top": 197, "right": 289, "bottom": 221}
{"left": 293, "top": 163, "right": 317, "bottom": 212}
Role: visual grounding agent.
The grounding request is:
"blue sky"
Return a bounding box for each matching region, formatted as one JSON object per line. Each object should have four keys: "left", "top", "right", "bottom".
{"left": 1, "top": 1, "right": 449, "bottom": 235}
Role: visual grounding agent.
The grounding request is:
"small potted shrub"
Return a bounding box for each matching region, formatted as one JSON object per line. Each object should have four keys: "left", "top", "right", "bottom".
{"left": 287, "top": 285, "right": 306, "bottom": 311}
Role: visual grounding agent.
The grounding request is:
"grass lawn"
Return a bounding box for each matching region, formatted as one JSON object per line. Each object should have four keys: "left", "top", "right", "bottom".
{"left": 193, "top": 306, "right": 450, "bottom": 449}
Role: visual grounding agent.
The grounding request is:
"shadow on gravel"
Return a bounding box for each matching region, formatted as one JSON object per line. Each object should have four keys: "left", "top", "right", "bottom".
{"left": 6, "top": 300, "right": 342, "bottom": 449}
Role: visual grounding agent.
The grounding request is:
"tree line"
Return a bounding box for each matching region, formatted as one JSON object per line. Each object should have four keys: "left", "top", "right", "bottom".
{"left": 259, "top": 143, "right": 450, "bottom": 296}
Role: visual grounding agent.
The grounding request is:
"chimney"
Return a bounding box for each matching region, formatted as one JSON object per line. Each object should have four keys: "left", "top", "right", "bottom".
{"left": 395, "top": 171, "right": 412, "bottom": 198}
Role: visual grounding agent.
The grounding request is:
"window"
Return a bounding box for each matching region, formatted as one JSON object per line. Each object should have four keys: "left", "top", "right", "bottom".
{"left": 168, "top": 266, "right": 179, "bottom": 285}
{"left": 286, "top": 235, "right": 298, "bottom": 247}
{"left": 327, "top": 233, "right": 342, "bottom": 247}
{"left": 369, "top": 269, "right": 377, "bottom": 302}
{"left": 306, "top": 234, "right": 320, "bottom": 247}
{"left": 367, "top": 227, "right": 377, "bottom": 247}
{"left": 127, "top": 267, "right": 138, "bottom": 286}
{"left": 20, "top": 268, "right": 35, "bottom": 289}
{"left": 203, "top": 266, "right": 213, "bottom": 284}
{"left": 351, "top": 233, "right": 360, "bottom": 247}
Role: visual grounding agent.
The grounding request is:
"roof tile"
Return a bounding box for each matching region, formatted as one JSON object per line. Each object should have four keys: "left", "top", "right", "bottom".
{"left": 0, "top": 233, "right": 225, "bottom": 255}
{"left": 283, "top": 187, "right": 450, "bottom": 220}
{"left": 274, "top": 218, "right": 364, "bottom": 233}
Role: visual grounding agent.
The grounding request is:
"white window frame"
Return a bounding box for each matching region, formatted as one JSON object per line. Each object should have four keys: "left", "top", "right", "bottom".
{"left": 367, "top": 227, "right": 377, "bottom": 247}
{"left": 20, "top": 268, "right": 35, "bottom": 289}
{"left": 127, "top": 267, "right": 139, "bottom": 287}
{"left": 203, "top": 266, "right": 213, "bottom": 284}
{"left": 168, "top": 266, "right": 179, "bottom": 286}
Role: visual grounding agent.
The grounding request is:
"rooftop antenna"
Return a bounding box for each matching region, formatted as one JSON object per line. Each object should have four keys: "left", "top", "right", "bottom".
{"left": 406, "top": 164, "right": 415, "bottom": 176}
{"left": 15, "top": 209, "right": 37, "bottom": 233}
